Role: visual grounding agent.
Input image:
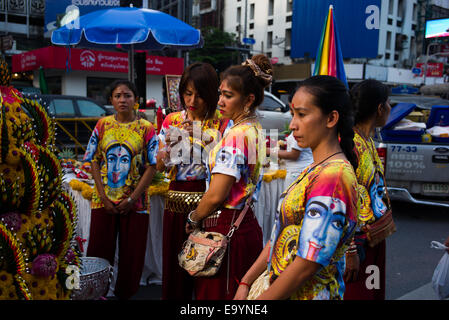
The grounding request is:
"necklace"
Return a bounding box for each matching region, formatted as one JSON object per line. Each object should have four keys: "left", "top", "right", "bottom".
{"left": 281, "top": 151, "right": 344, "bottom": 197}
{"left": 230, "top": 114, "right": 258, "bottom": 129}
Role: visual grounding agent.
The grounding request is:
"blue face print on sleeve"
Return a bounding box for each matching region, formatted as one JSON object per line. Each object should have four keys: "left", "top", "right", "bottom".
{"left": 298, "top": 196, "right": 347, "bottom": 266}
{"left": 83, "top": 130, "right": 99, "bottom": 162}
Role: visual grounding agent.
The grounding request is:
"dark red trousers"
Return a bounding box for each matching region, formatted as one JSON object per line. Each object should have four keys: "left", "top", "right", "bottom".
{"left": 344, "top": 239, "right": 386, "bottom": 300}
{"left": 162, "top": 179, "right": 206, "bottom": 300}
{"left": 194, "top": 207, "right": 263, "bottom": 300}
{"left": 86, "top": 207, "right": 149, "bottom": 300}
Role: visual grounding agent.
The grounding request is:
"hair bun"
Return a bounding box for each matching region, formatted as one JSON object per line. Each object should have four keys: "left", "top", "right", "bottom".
{"left": 242, "top": 54, "right": 273, "bottom": 88}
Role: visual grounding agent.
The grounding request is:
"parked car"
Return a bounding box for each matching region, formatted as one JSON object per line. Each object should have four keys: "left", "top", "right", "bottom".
{"left": 257, "top": 91, "right": 292, "bottom": 135}
{"left": 22, "top": 94, "right": 113, "bottom": 153}
{"left": 374, "top": 94, "right": 449, "bottom": 208}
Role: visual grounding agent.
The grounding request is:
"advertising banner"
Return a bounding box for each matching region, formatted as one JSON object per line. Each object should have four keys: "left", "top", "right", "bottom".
{"left": 416, "top": 63, "right": 444, "bottom": 77}
{"left": 12, "top": 47, "right": 184, "bottom": 76}
{"left": 291, "top": 0, "right": 381, "bottom": 59}
{"left": 45, "top": 0, "right": 120, "bottom": 33}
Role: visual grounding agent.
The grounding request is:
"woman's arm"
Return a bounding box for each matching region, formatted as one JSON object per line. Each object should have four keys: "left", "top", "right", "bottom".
{"left": 256, "top": 256, "right": 320, "bottom": 300}
{"left": 267, "top": 148, "right": 301, "bottom": 161}
{"left": 116, "top": 165, "right": 157, "bottom": 214}
{"left": 91, "top": 161, "right": 118, "bottom": 214}
{"left": 234, "top": 242, "right": 271, "bottom": 300}
{"left": 186, "top": 173, "right": 235, "bottom": 232}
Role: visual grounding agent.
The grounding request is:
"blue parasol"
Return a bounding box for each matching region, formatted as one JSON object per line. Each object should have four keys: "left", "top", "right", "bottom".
{"left": 51, "top": 6, "right": 203, "bottom": 80}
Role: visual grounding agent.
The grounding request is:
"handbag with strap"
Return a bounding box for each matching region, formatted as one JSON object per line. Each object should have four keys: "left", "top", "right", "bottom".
{"left": 178, "top": 201, "right": 251, "bottom": 277}
{"left": 361, "top": 176, "right": 396, "bottom": 247}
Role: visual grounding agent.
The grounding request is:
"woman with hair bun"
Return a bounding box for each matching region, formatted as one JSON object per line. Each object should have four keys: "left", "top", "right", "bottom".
{"left": 184, "top": 54, "right": 270, "bottom": 300}
{"left": 344, "top": 79, "right": 392, "bottom": 300}
{"left": 234, "top": 75, "right": 359, "bottom": 300}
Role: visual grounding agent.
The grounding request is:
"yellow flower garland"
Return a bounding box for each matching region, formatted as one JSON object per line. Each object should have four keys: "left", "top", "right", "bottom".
{"left": 262, "top": 169, "right": 287, "bottom": 182}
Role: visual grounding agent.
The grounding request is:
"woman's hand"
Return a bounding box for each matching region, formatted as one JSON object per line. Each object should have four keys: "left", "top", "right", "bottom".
{"left": 444, "top": 235, "right": 449, "bottom": 253}
{"left": 185, "top": 222, "right": 195, "bottom": 234}
{"left": 181, "top": 119, "right": 194, "bottom": 137}
{"left": 101, "top": 196, "right": 119, "bottom": 215}
{"left": 116, "top": 197, "right": 135, "bottom": 215}
{"left": 234, "top": 284, "right": 250, "bottom": 300}
{"left": 344, "top": 253, "right": 360, "bottom": 283}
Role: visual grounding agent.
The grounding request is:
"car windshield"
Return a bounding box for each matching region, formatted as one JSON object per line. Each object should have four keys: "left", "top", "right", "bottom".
{"left": 259, "top": 95, "right": 284, "bottom": 112}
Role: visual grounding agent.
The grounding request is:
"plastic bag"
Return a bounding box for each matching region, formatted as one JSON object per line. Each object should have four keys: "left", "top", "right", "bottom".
{"left": 431, "top": 241, "right": 449, "bottom": 300}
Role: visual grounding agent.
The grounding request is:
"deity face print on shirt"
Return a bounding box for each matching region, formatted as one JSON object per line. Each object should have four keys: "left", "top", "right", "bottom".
{"left": 370, "top": 171, "right": 387, "bottom": 219}
{"left": 147, "top": 134, "right": 159, "bottom": 165}
{"left": 106, "top": 144, "right": 132, "bottom": 188}
{"left": 83, "top": 130, "right": 98, "bottom": 161}
{"left": 299, "top": 196, "right": 346, "bottom": 263}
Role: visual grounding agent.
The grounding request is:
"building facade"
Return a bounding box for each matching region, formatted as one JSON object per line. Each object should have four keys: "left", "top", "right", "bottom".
{"left": 222, "top": 0, "right": 447, "bottom": 92}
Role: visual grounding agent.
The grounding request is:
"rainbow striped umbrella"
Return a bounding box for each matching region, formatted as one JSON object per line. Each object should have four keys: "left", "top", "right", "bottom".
{"left": 313, "top": 5, "right": 348, "bottom": 87}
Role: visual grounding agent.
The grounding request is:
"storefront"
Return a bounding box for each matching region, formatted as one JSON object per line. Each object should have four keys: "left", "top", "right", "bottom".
{"left": 11, "top": 46, "right": 184, "bottom": 107}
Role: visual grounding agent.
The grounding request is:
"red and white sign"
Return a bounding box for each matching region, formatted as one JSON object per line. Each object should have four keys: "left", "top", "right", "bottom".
{"left": 12, "top": 46, "right": 184, "bottom": 75}
{"left": 415, "top": 62, "right": 444, "bottom": 77}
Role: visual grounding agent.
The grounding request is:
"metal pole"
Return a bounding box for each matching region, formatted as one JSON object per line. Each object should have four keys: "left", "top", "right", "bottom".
{"left": 129, "top": 44, "right": 135, "bottom": 82}
{"left": 244, "top": 0, "right": 248, "bottom": 40}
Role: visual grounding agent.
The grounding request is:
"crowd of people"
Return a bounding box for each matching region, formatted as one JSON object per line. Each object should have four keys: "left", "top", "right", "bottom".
{"left": 82, "top": 54, "right": 399, "bottom": 300}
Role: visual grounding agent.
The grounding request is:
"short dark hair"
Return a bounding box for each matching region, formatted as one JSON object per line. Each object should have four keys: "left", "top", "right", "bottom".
{"left": 107, "top": 80, "right": 139, "bottom": 102}
{"left": 178, "top": 62, "right": 219, "bottom": 119}
{"left": 350, "top": 79, "right": 390, "bottom": 124}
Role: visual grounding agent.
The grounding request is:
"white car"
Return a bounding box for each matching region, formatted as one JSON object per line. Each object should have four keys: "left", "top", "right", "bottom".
{"left": 257, "top": 91, "right": 292, "bottom": 133}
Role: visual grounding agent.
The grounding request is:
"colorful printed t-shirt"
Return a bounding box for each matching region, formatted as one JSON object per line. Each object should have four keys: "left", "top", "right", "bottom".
{"left": 268, "top": 160, "right": 358, "bottom": 300}
{"left": 353, "top": 131, "right": 389, "bottom": 239}
{"left": 207, "top": 120, "right": 265, "bottom": 210}
{"left": 158, "top": 110, "right": 226, "bottom": 181}
{"left": 83, "top": 115, "right": 159, "bottom": 214}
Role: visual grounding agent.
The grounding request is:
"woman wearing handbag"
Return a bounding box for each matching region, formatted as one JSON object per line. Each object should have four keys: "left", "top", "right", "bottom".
{"left": 156, "top": 62, "right": 228, "bottom": 300}
{"left": 343, "top": 79, "right": 393, "bottom": 300}
{"left": 183, "top": 55, "right": 271, "bottom": 300}
{"left": 234, "top": 75, "right": 359, "bottom": 300}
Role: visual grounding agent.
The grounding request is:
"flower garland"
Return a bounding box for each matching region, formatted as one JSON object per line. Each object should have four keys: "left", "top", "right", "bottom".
{"left": 0, "top": 76, "right": 80, "bottom": 300}
{"left": 262, "top": 169, "right": 287, "bottom": 183}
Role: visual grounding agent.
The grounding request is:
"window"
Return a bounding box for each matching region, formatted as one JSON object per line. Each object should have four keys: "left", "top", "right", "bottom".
{"left": 388, "top": 18, "right": 393, "bottom": 25}
{"left": 237, "top": 7, "right": 241, "bottom": 23}
{"left": 45, "top": 76, "right": 62, "bottom": 95}
{"left": 87, "top": 77, "right": 117, "bottom": 106}
{"left": 413, "top": 3, "right": 417, "bottom": 21}
{"left": 386, "top": 31, "right": 392, "bottom": 50}
{"left": 286, "top": 0, "right": 293, "bottom": 13}
{"left": 388, "top": 0, "right": 394, "bottom": 15}
{"left": 268, "top": 0, "right": 274, "bottom": 16}
{"left": 259, "top": 96, "right": 284, "bottom": 112}
{"left": 250, "top": 3, "right": 255, "bottom": 20}
{"left": 397, "top": 0, "right": 405, "bottom": 20}
{"left": 78, "top": 100, "right": 106, "bottom": 117}
{"left": 268, "top": 19, "right": 273, "bottom": 26}
{"left": 249, "top": 22, "right": 254, "bottom": 29}
{"left": 385, "top": 53, "right": 390, "bottom": 59}
{"left": 286, "top": 15, "right": 292, "bottom": 22}
{"left": 284, "top": 49, "right": 291, "bottom": 56}
{"left": 49, "top": 99, "right": 76, "bottom": 117}
{"left": 285, "top": 28, "right": 292, "bottom": 48}
{"left": 267, "top": 31, "right": 273, "bottom": 49}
